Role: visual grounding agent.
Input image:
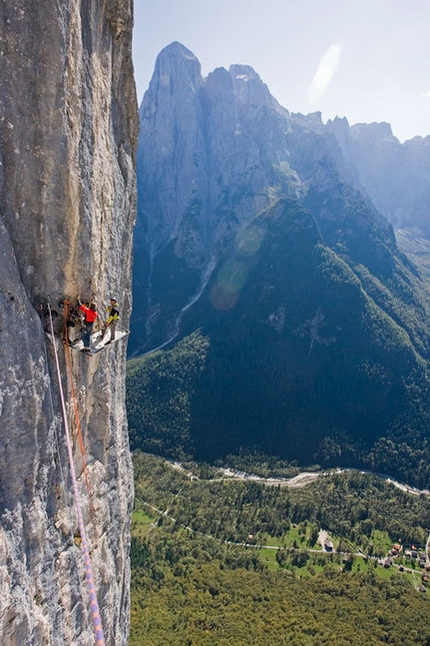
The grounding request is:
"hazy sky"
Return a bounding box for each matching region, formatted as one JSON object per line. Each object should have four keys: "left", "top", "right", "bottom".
{"left": 133, "top": 0, "right": 429, "bottom": 142}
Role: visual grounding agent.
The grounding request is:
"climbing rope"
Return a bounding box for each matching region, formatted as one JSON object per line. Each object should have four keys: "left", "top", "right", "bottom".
{"left": 42, "top": 341, "right": 76, "bottom": 547}
{"left": 47, "top": 304, "right": 105, "bottom": 646}
{"left": 62, "top": 301, "right": 98, "bottom": 532}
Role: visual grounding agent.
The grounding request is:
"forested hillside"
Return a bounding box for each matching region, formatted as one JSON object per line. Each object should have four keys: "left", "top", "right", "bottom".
{"left": 127, "top": 199, "right": 430, "bottom": 486}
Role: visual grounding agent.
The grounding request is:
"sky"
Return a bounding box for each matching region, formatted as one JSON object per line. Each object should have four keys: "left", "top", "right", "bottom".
{"left": 132, "top": 0, "right": 430, "bottom": 142}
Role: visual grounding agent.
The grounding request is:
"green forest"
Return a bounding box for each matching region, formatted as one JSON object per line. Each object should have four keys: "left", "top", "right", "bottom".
{"left": 126, "top": 327, "right": 430, "bottom": 489}
{"left": 130, "top": 452, "right": 430, "bottom": 645}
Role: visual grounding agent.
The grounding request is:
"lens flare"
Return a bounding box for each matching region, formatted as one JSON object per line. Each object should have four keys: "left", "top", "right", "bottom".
{"left": 210, "top": 284, "right": 239, "bottom": 310}
{"left": 217, "top": 259, "right": 248, "bottom": 292}
{"left": 236, "top": 225, "right": 265, "bottom": 256}
{"left": 210, "top": 259, "right": 249, "bottom": 309}
{"left": 308, "top": 43, "right": 341, "bottom": 104}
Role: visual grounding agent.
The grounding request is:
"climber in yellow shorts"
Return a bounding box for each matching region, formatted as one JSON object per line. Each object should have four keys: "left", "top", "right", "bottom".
{"left": 103, "top": 297, "right": 120, "bottom": 343}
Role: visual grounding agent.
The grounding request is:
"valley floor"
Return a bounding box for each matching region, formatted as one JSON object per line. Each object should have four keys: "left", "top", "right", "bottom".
{"left": 130, "top": 453, "right": 430, "bottom": 644}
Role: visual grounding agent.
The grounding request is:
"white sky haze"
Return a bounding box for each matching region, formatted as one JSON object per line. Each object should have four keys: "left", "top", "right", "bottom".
{"left": 133, "top": 0, "right": 430, "bottom": 142}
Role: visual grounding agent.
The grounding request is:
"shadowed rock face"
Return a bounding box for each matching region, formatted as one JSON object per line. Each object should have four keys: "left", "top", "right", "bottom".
{"left": 0, "top": 2, "right": 138, "bottom": 644}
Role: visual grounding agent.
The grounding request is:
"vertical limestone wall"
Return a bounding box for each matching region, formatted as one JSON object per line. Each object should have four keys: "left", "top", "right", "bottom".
{"left": 0, "top": 1, "right": 138, "bottom": 644}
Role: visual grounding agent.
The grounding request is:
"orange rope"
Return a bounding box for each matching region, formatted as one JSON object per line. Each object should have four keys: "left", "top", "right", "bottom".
{"left": 62, "top": 301, "right": 97, "bottom": 532}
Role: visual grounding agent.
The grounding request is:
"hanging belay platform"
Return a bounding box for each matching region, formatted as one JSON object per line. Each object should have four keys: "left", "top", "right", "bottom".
{"left": 68, "top": 327, "right": 129, "bottom": 355}
{"left": 58, "top": 296, "right": 129, "bottom": 355}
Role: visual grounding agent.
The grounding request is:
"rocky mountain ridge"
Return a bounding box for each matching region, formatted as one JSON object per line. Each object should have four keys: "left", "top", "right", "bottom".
{"left": 326, "top": 117, "right": 430, "bottom": 237}
{"left": 132, "top": 42, "right": 429, "bottom": 356}
{"left": 0, "top": 2, "right": 138, "bottom": 644}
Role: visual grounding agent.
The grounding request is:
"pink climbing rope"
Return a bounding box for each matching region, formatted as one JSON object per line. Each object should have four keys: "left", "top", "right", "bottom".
{"left": 48, "top": 305, "right": 106, "bottom": 646}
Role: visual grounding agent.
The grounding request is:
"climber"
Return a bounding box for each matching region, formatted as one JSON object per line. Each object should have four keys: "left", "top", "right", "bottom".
{"left": 103, "top": 297, "right": 120, "bottom": 344}
{"left": 78, "top": 296, "right": 98, "bottom": 351}
{"left": 59, "top": 298, "right": 82, "bottom": 345}
{"left": 37, "top": 299, "right": 58, "bottom": 332}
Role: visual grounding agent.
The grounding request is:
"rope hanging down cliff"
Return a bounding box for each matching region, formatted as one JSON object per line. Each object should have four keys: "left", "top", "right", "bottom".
{"left": 62, "top": 301, "right": 98, "bottom": 532}
{"left": 47, "top": 304, "right": 106, "bottom": 646}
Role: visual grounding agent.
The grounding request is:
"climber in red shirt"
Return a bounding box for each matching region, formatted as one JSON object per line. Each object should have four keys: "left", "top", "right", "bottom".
{"left": 77, "top": 296, "right": 98, "bottom": 351}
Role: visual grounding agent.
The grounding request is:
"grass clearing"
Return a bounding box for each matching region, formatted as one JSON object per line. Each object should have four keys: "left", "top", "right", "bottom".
{"left": 257, "top": 546, "right": 279, "bottom": 570}
{"left": 131, "top": 508, "right": 158, "bottom": 538}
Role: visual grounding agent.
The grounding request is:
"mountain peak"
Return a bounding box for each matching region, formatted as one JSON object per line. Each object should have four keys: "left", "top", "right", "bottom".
{"left": 228, "top": 63, "right": 287, "bottom": 115}
{"left": 150, "top": 41, "right": 201, "bottom": 90}
{"left": 228, "top": 64, "right": 262, "bottom": 82}
{"left": 159, "top": 40, "right": 199, "bottom": 62}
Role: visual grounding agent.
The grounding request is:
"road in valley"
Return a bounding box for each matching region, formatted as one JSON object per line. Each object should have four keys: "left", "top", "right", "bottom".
{"left": 167, "top": 459, "right": 430, "bottom": 564}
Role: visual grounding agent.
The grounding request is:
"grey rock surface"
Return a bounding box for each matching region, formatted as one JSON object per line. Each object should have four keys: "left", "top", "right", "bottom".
{"left": 0, "top": 1, "right": 138, "bottom": 644}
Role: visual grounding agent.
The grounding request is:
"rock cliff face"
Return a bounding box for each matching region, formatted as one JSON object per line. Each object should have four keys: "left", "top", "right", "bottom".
{"left": 0, "top": 2, "right": 138, "bottom": 644}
